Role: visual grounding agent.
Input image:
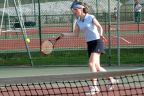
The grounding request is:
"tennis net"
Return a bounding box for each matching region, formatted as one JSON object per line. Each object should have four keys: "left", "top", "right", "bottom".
{"left": 0, "top": 68, "right": 143, "bottom": 96}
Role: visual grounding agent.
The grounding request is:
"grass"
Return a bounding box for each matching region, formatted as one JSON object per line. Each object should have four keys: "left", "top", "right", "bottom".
{"left": 0, "top": 48, "right": 143, "bottom": 67}
{"left": 103, "top": 48, "right": 144, "bottom": 65}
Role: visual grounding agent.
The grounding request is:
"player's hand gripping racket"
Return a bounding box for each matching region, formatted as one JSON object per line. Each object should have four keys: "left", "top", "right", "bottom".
{"left": 41, "top": 36, "right": 61, "bottom": 55}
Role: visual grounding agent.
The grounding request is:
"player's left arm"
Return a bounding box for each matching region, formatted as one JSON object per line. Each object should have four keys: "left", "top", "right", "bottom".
{"left": 139, "top": 6, "right": 142, "bottom": 10}
{"left": 93, "top": 17, "right": 107, "bottom": 43}
{"left": 93, "top": 17, "right": 103, "bottom": 36}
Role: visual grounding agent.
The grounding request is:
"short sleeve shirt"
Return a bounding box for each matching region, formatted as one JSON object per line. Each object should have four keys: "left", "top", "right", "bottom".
{"left": 76, "top": 14, "right": 100, "bottom": 42}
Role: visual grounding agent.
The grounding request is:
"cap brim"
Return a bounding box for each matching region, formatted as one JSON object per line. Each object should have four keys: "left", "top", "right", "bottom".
{"left": 72, "top": 4, "right": 84, "bottom": 9}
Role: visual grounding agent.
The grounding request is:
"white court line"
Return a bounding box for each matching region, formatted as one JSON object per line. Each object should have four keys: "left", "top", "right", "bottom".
{"left": 112, "top": 35, "right": 131, "bottom": 44}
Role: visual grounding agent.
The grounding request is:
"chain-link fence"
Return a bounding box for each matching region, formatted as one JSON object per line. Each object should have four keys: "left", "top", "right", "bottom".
{"left": 0, "top": 0, "right": 144, "bottom": 66}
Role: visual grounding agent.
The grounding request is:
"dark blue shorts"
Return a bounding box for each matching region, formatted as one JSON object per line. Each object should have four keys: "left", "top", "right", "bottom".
{"left": 87, "top": 39, "right": 105, "bottom": 57}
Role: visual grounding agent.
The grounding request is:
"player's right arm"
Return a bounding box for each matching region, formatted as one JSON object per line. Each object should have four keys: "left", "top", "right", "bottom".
{"left": 61, "top": 23, "right": 80, "bottom": 38}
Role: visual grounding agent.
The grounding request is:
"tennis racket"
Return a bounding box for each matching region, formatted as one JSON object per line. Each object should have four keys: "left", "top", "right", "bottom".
{"left": 41, "top": 36, "right": 61, "bottom": 55}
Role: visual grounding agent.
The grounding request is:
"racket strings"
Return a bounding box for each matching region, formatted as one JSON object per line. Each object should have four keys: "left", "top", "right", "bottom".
{"left": 41, "top": 36, "right": 61, "bottom": 55}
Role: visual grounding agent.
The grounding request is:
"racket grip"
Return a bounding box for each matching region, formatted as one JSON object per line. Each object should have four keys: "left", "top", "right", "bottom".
{"left": 56, "top": 34, "right": 64, "bottom": 40}
{"left": 56, "top": 36, "right": 61, "bottom": 40}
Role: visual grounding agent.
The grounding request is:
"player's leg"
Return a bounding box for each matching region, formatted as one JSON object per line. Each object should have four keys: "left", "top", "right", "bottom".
{"left": 88, "top": 53, "right": 101, "bottom": 93}
{"left": 137, "top": 12, "right": 141, "bottom": 23}
{"left": 87, "top": 40, "right": 105, "bottom": 93}
{"left": 135, "top": 12, "right": 139, "bottom": 23}
{"left": 93, "top": 53, "right": 119, "bottom": 91}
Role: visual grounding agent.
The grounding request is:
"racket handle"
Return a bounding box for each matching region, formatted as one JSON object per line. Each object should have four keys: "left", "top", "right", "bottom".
{"left": 56, "top": 34, "right": 64, "bottom": 40}
{"left": 56, "top": 36, "right": 61, "bottom": 40}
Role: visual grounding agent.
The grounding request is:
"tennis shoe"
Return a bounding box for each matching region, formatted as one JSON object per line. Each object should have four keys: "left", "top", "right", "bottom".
{"left": 85, "top": 86, "right": 100, "bottom": 95}
{"left": 107, "top": 79, "right": 119, "bottom": 90}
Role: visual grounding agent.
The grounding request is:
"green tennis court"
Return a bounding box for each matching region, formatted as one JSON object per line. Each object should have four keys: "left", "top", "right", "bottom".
{"left": 0, "top": 66, "right": 143, "bottom": 78}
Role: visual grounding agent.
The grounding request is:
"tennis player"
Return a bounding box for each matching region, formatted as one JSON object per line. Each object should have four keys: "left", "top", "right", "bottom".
{"left": 113, "top": 7, "right": 117, "bottom": 20}
{"left": 134, "top": 0, "right": 142, "bottom": 23}
{"left": 60, "top": 1, "right": 118, "bottom": 95}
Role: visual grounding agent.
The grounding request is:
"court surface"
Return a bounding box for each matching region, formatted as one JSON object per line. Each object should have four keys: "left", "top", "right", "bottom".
{"left": 0, "top": 66, "right": 143, "bottom": 78}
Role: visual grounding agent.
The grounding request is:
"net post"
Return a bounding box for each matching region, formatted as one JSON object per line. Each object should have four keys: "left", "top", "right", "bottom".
{"left": 116, "top": 0, "right": 121, "bottom": 66}
{"left": 108, "top": 0, "right": 112, "bottom": 66}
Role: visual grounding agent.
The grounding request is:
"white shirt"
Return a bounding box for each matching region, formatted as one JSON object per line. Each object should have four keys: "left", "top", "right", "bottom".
{"left": 76, "top": 14, "right": 100, "bottom": 42}
{"left": 134, "top": 3, "right": 142, "bottom": 12}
